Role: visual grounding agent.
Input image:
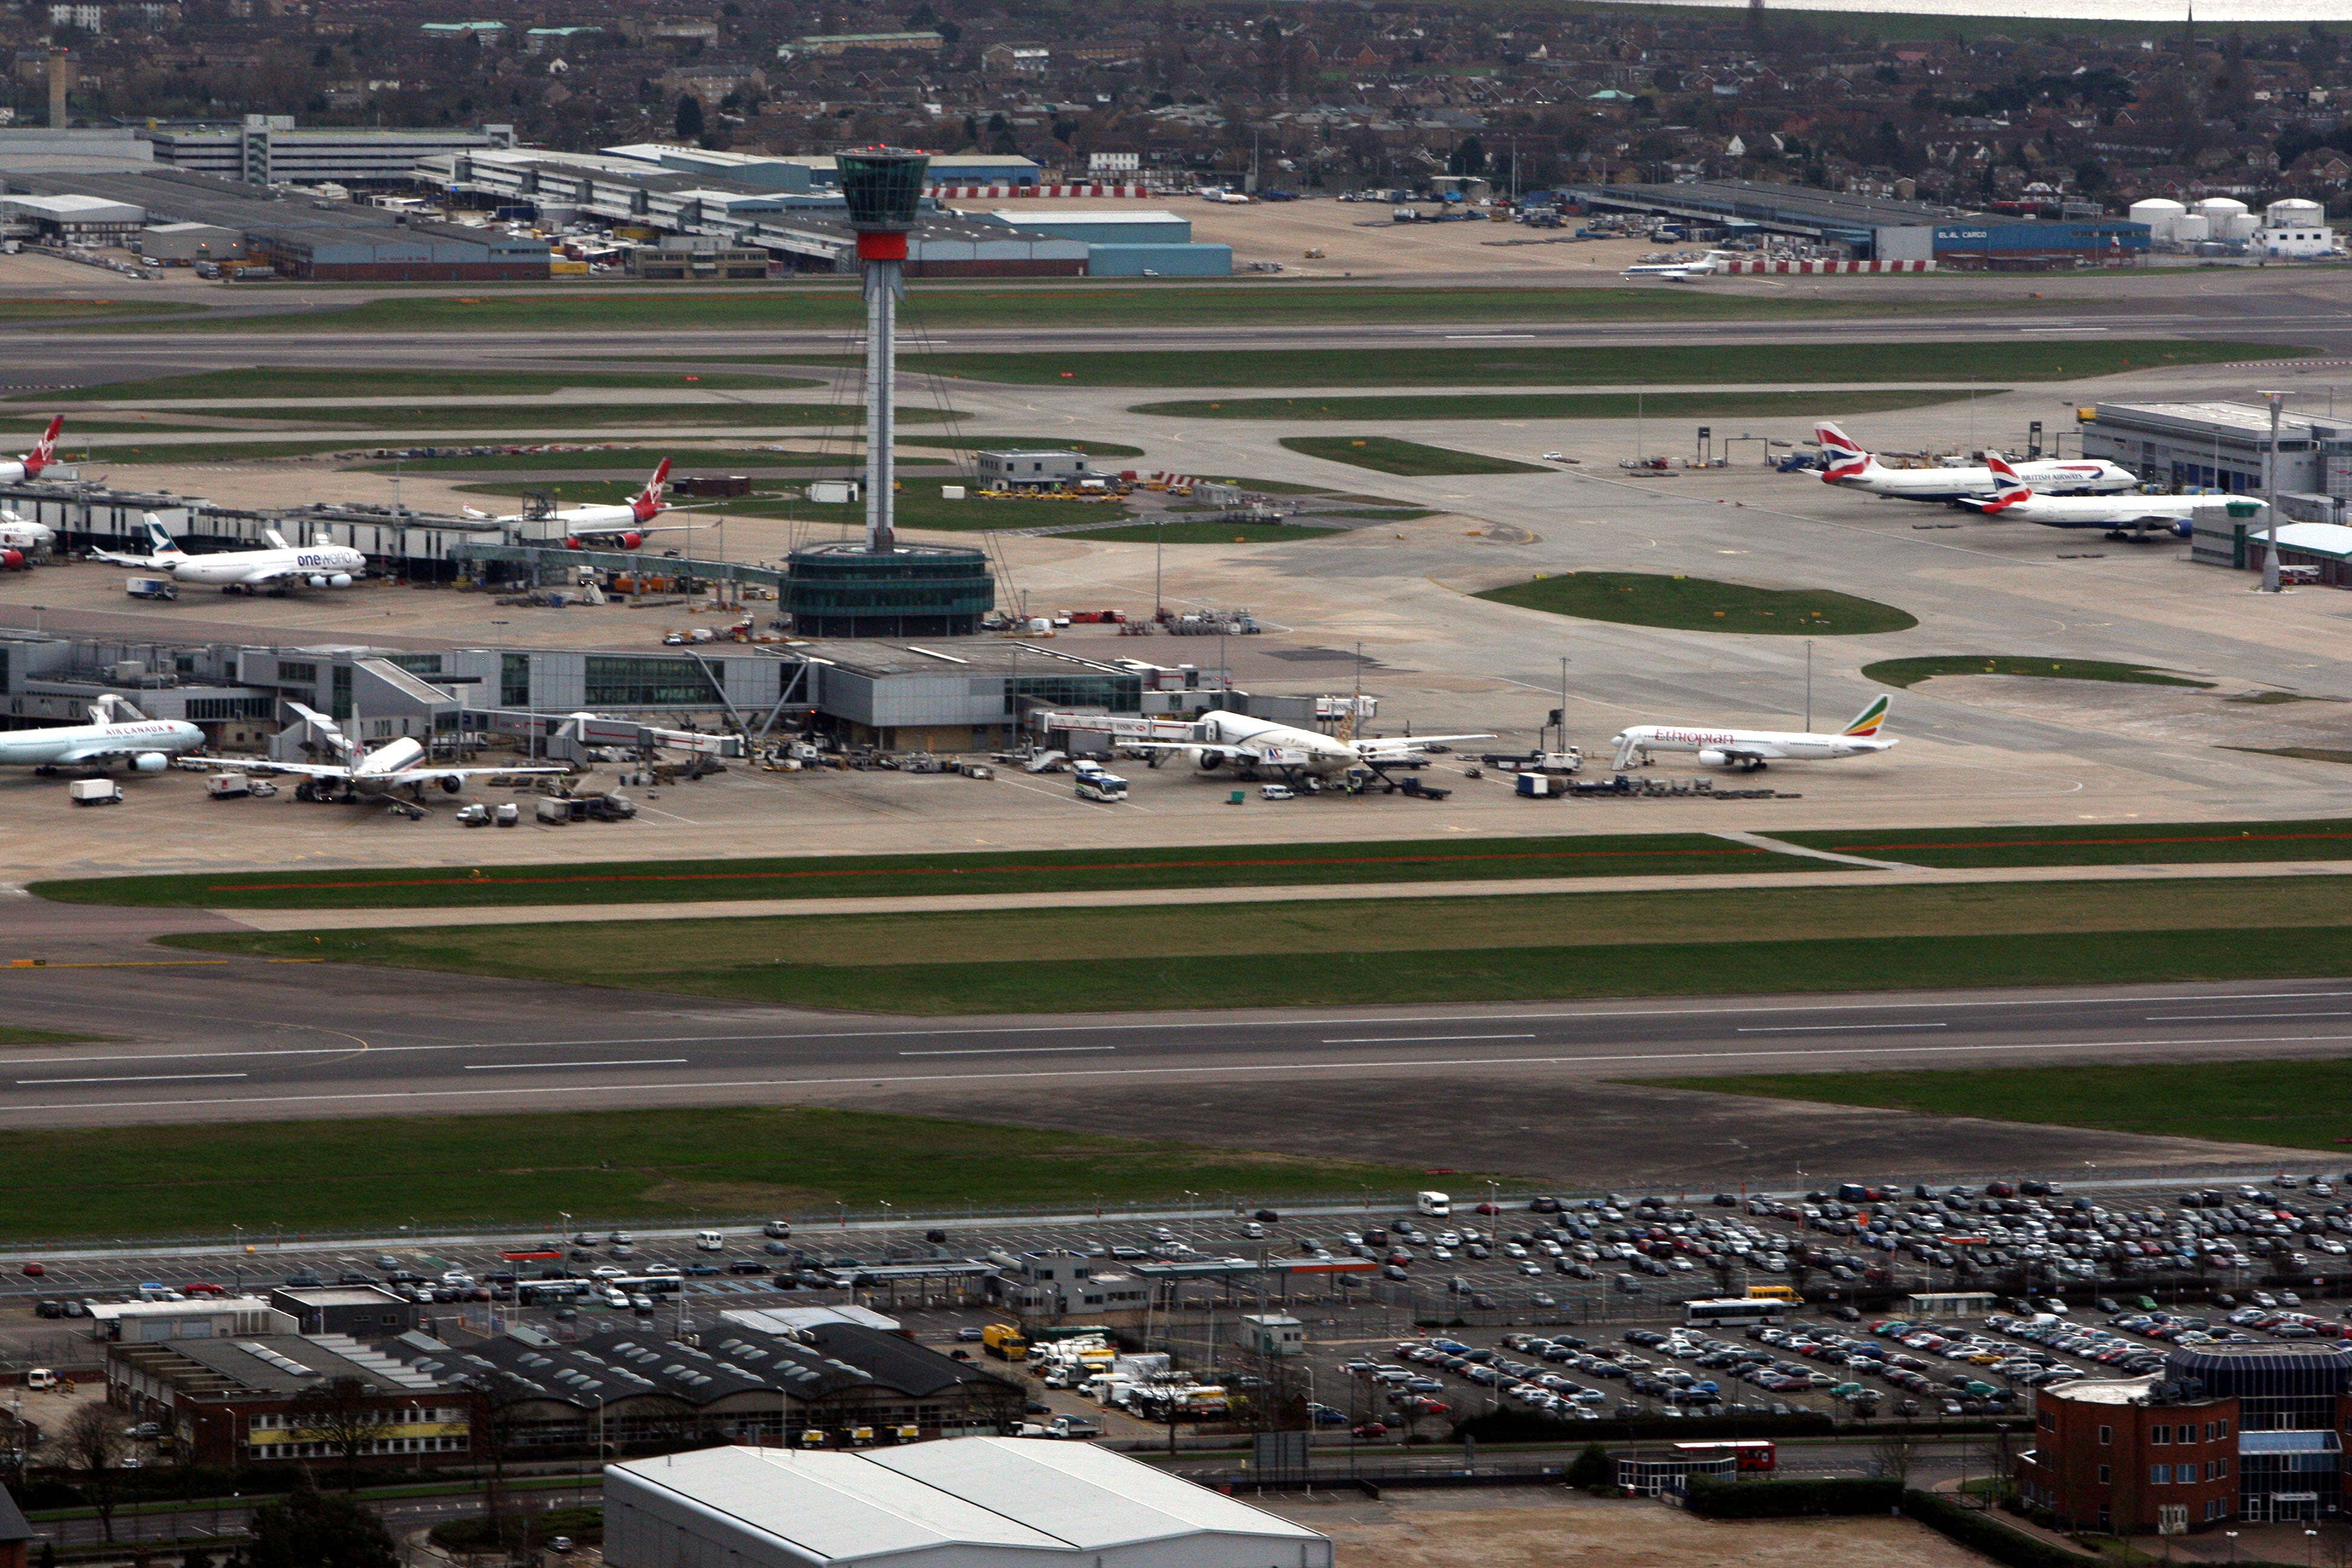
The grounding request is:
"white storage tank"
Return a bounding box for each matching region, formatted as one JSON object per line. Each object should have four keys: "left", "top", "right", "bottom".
{"left": 2129, "top": 197, "right": 2186, "bottom": 244}
{"left": 2224, "top": 212, "right": 2262, "bottom": 241}
{"left": 2267, "top": 197, "right": 2326, "bottom": 227}
{"left": 2173, "top": 213, "right": 2212, "bottom": 244}
{"left": 2194, "top": 196, "right": 2249, "bottom": 225}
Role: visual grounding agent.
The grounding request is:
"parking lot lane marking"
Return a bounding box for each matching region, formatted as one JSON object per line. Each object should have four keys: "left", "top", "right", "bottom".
{"left": 14, "top": 1072, "right": 249, "bottom": 1085}
{"left": 2145, "top": 1011, "right": 2352, "bottom": 1021}
{"left": 1320, "top": 1033, "right": 1538, "bottom": 1044}
{"left": 898, "top": 1046, "right": 1118, "bottom": 1057}
{"left": 1735, "top": 1023, "right": 1949, "bottom": 1034}
{"left": 460, "top": 1059, "right": 688, "bottom": 1071}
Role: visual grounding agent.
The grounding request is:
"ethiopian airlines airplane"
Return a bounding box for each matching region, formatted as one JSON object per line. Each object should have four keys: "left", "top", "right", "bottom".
{"left": 1814, "top": 420, "right": 2135, "bottom": 501}
{"left": 1611, "top": 695, "right": 1898, "bottom": 773}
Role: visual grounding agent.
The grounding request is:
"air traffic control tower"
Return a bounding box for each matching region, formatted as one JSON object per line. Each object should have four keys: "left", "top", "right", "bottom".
{"left": 783, "top": 146, "right": 995, "bottom": 638}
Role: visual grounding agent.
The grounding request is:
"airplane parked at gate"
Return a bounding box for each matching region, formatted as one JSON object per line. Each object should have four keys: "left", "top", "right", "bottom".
{"left": 1812, "top": 420, "right": 2136, "bottom": 501}
{"left": 0, "top": 694, "right": 201, "bottom": 775}
{"left": 0, "top": 415, "right": 65, "bottom": 485}
{"left": 243, "top": 702, "right": 565, "bottom": 811}
{"left": 1054, "top": 709, "right": 1494, "bottom": 786}
{"left": 1611, "top": 696, "right": 1898, "bottom": 773}
{"left": 1957, "top": 455, "right": 2265, "bottom": 539}
{"left": 91, "top": 515, "right": 368, "bottom": 593}
{"left": 462, "top": 460, "right": 714, "bottom": 550}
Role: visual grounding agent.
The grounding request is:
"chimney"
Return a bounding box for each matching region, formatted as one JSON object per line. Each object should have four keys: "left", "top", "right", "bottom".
{"left": 47, "top": 47, "right": 68, "bottom": 129}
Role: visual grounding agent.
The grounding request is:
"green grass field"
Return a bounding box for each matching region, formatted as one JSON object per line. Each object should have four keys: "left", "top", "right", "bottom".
{"left": 1135, "top": 390, "right": 1975, "bottom": 422}
{"left": 872, "top": 340, "right": 2292, "bottom": 390}
{"left": 122, "top": 285, "right": 2030, "bottom": 338}
{"left": 47, "top": 831, "right": 1821, "bottom": 910}
{"left": 38, "top": 368, "right": 818, "bottom": 402}
{"left": 718, "top": 489, "right": 1131, "bottom": 532}
{"left": 0, "top": 1027, "right": 102, "bottom": 1045}
{"left": 1279, "top": 436, "right": 1549, "bottom": 476}
{"left": 1057, "top": 519, "right": 1342, "bottom": 543}
{"left": 1478, "top": 570, "right": 1918, "bottom": 636}
{"left": 1633, "top": 1059, "right": 2352, "bottom": 1156}
{"left": 0, "top": 1105, "right": 1443, "bottom": 1243}
{"left": 1862, "top": 656, "right": 2215, "bottom": 690}
{"left": 1769, "top": 817, "right": 2352, "bottom": 868}
{"left": 168, "top": 880, "right": 2352, "bottom": 1016}
{"left": 357, "top": 449, "right": 947, "bottom": 474}
{"left": 179, "top": 402, "right": 893, "bottom": 430}
{"left": 0, "top": 299, "right": 199, "bottom": 322}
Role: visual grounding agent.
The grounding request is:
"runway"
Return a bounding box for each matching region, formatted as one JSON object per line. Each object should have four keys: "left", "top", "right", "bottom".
{"left": 4, "top": 950, "right": 2350, "bottom": 1128}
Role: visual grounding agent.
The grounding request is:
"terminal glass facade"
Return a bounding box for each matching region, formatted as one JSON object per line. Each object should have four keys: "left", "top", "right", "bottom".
{"left": 783, "top": 544, "right": 994, "bottom": 638}
{"left": 584, "top": 656, "right": 710, "bottom": 707}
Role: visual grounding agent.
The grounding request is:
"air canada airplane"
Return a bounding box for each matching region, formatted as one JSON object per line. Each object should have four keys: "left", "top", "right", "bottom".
{"left": 93, "top": 515, "right": 368, "bottom": 593}
{"left": 1958, "top": 455, "right": 2263, "bottom": 539}
{"left": 1813, "top": 420, "right": 2136, "bottom": 501}
{"left": 0, "top": 694, "right": 202, "bottom": 775}
{"left": 1611, "top": 696, "right": 1898, "bottom": 773}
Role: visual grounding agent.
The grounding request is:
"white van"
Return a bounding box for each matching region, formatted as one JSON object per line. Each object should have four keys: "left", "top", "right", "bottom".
{"left": 1416, "top": 1190, "right": 1452, "bottom": 1217}
{"left": 25, "top": 1369, "right": 56, "bottom": 1391}
{"left": 695, "top": 1230, "right": 725, "bottom": 1252}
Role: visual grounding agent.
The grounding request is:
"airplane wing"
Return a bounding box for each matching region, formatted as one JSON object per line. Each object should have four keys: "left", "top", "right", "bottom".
{"left": 384, "top": 765, "right": 571, "bottom": 783}
{"left": 237, "top": 759, "right": 354, "bottom": 779}
{"left": 90, "top": 549, "right": 158, "bottom": 567}
{"left": 1354, "top": 733, "right": 1495, "bottom": 755}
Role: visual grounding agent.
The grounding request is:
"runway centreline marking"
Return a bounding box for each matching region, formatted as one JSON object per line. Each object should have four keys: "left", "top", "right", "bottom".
{"left": 897, "top": 1046, "right": 1118, "bottom": 1057}
{"left": 15, "top": 1072, "right": 249, "bottom": 1085}
{"left": 1320, "top": 1033, "right": 1538, "bottom": 1044}
{"left": 12, "top": 988, "right": 2352, "bottom": 1068}
{"left": 460, "top": 1059, "right": 687, "bottom": 1072}
{"left": 10, "top": 1030, "right": 2352, "bottom": 1111}
{"left": 2146, "top": 1011, "right": 2352, "bottom": 1021}
{"left": 188, "top": 843, "right": 1783, "bottom": 893}
{"left": 1736, "top": 1023, "right": 1949, "bottom": 1034}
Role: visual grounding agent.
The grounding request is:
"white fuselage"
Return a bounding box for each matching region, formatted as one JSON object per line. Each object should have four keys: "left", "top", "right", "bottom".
{"left": 0, "top": 717, "right": 202, "bottom": 767}
{"left": 0, "top": 518, "right": 53, "bottom": 550}
{"left": 1970, "top": 491, "right": 2255, "bottom": 530}
{"left": 1613, "top": 724, "right": 1895, "bottom": 768}
{"left": 1830, "top": 457, "right": 2136, "bottom": 500}
{"left": 1187, "top": 710, "right": 1367, "bottom": 777}
{"left": 160, "top": 543, "right": 366, "bottom": 588}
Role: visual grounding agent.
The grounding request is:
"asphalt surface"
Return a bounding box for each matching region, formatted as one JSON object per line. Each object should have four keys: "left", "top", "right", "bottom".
{"left": 4, "top": 929, "right": 2352, "bottom": 1129}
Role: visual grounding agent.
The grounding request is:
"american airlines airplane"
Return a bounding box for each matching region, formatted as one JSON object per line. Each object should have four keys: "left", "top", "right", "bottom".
{"left": 1958, "top": 455, "right": 2262, "bottom": 539}
{"left": 1814, "top": 420, "right": 2136, "bottom": 501}
{"left": 1612, "top": 695, "right": 1897, "bottom": 772}
{"left": 0, "top": 416, "right": 65, "bottom": 485}
{"left": 0, "top": 694, "right": 202, "bottom": 775}
{"left": 93, "top": 515, "right": 368, "bottom": 593}
{"left": 462, "top": 460, "right": 710, "bottom": 550}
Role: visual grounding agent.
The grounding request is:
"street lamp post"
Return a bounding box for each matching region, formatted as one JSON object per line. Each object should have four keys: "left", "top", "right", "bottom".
{"left": 2260, "top": 390, "right": 2289, "bottom": 593}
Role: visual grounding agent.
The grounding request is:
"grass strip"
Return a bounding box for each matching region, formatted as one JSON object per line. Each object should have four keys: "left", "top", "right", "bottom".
{"left": 2225, "top": 747, "right": 2352, "bottom": 766}
{"left": 45, "top": 832, "right": 1814, "bottom": 910}
{"left": 0, "top": 1105, "right": 1442, "bottom": 1243}
{"left": 359, "top": 450, "right": 946, "bottom": 474}
{"left": 111, "top": 285, "right": 2030, "bottom": 337}
{"left": 1057, "top": 520, "right": 1342, "bottom": 543}
{"left": 1140, "top": 390, "right": 1974, "bottom": 422}
{"left": 169, "top": 402, "right": 909, "bottom": 430}
{"left": 0, "top": 1027, "right": 105, "bottom": 1045}
{"left": 1279, "top": 436, "right": 1547, "bottom": 475}
{"left": 37, "top": 368, "right": 817, "bottom": 402}
{"left": 875, "top": 340, "right": 2292, "bottom": 389}
{"left": 1769, "top": 817, "right": 2352, "bottom": 869}
{"left": 168, "top": 921, "right": 2352, "bottom": 1018}
{"left": 0, "top": 299, "right": 200, "bottom": 322}
{"left": 1863, "top": 656, "right": 2213, "bottom": 689}
{"left": 1631, "top": 1057, "right": 2352, "bottom": 1157}
{"left": 75, "top": 439, "right": 402, "bottom": 463}
{"left": 1478, "top": 570, "right": 1917, "bottom": 636}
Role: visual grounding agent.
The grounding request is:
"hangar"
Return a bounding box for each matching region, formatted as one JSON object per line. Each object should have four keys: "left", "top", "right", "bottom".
{"left": 603, "top": 1438, "right": 1332, "bottom": 1568}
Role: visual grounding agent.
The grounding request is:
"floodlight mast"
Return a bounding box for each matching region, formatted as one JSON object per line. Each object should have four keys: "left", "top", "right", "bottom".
{"left": 837, "top": 147, "right": 930, "bottom": 558}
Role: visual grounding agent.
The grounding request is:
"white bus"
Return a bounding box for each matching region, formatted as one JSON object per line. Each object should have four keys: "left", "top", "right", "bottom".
{"left": 1684, "top": 1296, "right": 1789, "bottom": 1328}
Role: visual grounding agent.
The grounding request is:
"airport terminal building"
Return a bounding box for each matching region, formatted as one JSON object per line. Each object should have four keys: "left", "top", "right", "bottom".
{"left": 1571, "top": 180, "right": 2149, "bottom": 266}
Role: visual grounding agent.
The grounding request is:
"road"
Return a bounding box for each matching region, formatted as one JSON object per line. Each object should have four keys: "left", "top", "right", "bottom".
{"left": 2, "top": 930, "right": 2350, "bottom": 1128}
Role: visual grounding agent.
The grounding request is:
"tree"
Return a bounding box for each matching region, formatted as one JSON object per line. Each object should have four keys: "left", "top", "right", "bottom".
{"left": 1447, "top": 135, "right": 1486, "bottom": 178}
{"left": 60, "top": 1404, "right": 126, "bottom": 1544}
{"left": 288, "top": 1377, "right": 381, "bottom": 1491}
{"left": 247, "top": 1474, "right": 397, "bottom": 1568}
{"left": 1565, "top": 1441, "right": 1612, "bottom": 1488}
{"left": 1872, "top": 1432, "right": 1917, "bottom": 1483}
{"left": 674, "top": 92, "right": 705, "bottom": 142}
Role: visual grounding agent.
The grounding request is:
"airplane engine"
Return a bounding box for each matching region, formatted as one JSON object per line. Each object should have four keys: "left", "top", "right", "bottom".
{"left": 0, "top": 549, "right": 20, "bottom": 570}
{"left": 307, "top": 574, "right": 328, "bottom": 588}
{"left": 328, "top": 573, "right": 353, "bottom": 587}
{"left": 564, "top": 536, "right": 584, "bottom": 550}
{"left": 130, "top": 752, "right": 169, "bottom": 773}
{"left": 440, "top": 776, "right": 464, "bottom": 794}
{"left": 616, "top": 531, "right": 644, "bottom": 550}
{"left": 1189, "top": 747, "right": 1222, "bottom": 772}
{"left": 1696, "top": 749, "right": 1731, "bottom": 768}
{"left": 2172, "top": 520, "right": 2194, "bottom": 539}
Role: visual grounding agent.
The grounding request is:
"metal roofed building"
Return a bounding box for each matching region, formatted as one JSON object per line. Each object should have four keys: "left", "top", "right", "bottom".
{"left": 2085, "top": 400, "right": 2352, "bottom": 497}
{"left": 604, "top": 1438, "right": 1334, "bottom": 1567}
{"left": 105, "top": 1331, "right": 474, "bottom": 1467}
{"left": 1570, "top": 178, "right": 2146, "bottom": 265}
{"left": 142, "top": 114, "right": 516, "bottom": 186}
